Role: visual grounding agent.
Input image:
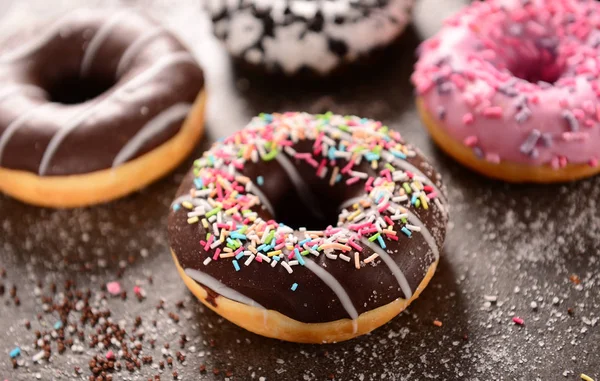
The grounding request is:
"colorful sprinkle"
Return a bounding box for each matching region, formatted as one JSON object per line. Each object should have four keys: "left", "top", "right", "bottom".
{"left": 9, "top": 347, "right": 21, "bottom": 358}
{"left": 133, "top": 286, "right": 143, "bottom": 297}
{"left": 106, "top": 281, "right": 121, "bottom": 296}
{"left": 512, "top": 316, "right": 525, "bottom": 325}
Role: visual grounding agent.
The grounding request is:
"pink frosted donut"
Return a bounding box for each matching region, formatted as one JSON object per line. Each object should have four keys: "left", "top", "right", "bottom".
{"left": 412, "top": 0, "right": 600, "bottom": 183}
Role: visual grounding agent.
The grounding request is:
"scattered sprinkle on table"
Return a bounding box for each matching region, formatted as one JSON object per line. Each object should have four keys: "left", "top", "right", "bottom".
{"left": 570, "top": 274, "right": 582, "bottom": 285}
{"left": 106, "top": 281, "right": 121, "bottom": 295}
{"left": 9, "top": 347, "right": 20, "bottom": 358}
{"left": 512, "top": 317, "right": 524, "bottom": 325}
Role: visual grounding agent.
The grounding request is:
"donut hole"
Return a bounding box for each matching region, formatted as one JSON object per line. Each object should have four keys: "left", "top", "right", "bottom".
{"left": 46, "top": 74, "right": 115, "bottom": 105}
{"left": 483, "top": 23, "right": 566, "bottom": 85}
{"left": 274, "top": 195, "right": 342, "bottom": 231}
{"left": 504, "top": 51, "right": 565, "bottom": 85}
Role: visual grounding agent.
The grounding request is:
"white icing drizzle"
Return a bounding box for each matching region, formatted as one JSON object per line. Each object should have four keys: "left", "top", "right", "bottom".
{"left": 391, "top": 157, "right": 447, "bottom": 205}
{"left": 38, "top": 52, "right": 195, "bottom": 175}
{"left": 37, "top": 101, "right": 98, "bottom": 176}
{"left": 184, "top": 268, "right": 266, "bottom": 309}
{"left": 304, "top": 258, "right": 358, "bottom": 332}
{"left": 0, "top": 86, "right": 22, "bottom": 103}
{"left": 232, "top": 169, "right": 276, "bottom": 217}
{"left": 116, "top": 27, "right": 165, "bottom": 78}
{"left": 0, "top": 85, "right": 46, "bottom": 104}
{"left": 360, "top": 238, "right": 413, "bottom": 299}
{"left": 113, "top": 52, "right": 195, "bottom": 94}
{"left": 275, "top": 153, "right": 326, "bottom": 219}
{"left": 341, "top": 196, "right": 440, "bottom": 262}
{"left": 390, "top": 202, "right": 440, "bottom": 260}
{"left": 112, "top": 103, "right": 192, "bottom": 167}
{"left": 80, "top": 10, "right": 132, "bottom": 78}
{"left": 0, "top": 10, "right": 86, "bottom": 63}
{"left": 339, "top": 194, "right": 440, "bottom": 298}
{"left": 0, "top": 104, "right": 52, "bottom": 164}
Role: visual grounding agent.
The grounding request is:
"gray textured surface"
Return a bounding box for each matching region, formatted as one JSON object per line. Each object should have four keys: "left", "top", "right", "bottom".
{"left": 1, "top": 1, "right": 598, "bottom": 380}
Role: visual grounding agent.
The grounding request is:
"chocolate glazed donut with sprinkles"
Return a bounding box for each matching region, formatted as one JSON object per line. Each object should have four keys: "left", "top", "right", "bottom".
{"left": 0, "top": 9, "right": 206, "bottom": 207}
{"left": 168, "top": 112, "right": 448, "bottom": 343}
{"left": 413, "top": 0, "right": 600, "bottom": 183}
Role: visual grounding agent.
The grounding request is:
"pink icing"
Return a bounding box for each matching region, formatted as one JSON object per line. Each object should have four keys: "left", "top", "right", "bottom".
{"left": 412, "top": 0, "right": 600, "bottom": 167}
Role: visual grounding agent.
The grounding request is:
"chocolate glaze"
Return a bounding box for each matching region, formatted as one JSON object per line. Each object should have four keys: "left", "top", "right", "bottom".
{"left": 0, "top": 9, "right": 204, "bottom": 176}
{"left": 202, "top": 285, "right": 220, "bottom": 308}
{"left": 168, "top": 115, "right": 448, "bottom": 324}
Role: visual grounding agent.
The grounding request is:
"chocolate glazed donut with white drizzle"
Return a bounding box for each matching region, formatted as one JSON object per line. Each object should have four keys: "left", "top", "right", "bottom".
{"left": 0, "top": 9, "right": 206, "bottom": 207}
{"left": 168, "top": 112, "right": 448, "bottom": 343}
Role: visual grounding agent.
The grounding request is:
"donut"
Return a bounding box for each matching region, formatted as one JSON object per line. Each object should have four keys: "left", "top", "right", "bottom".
{"left": 412, "top": 0, "right": 600, "bottom": 183}
{"left": 206, "top": 0, "right": 414, "bottom": 76}
{"left": 168, "top": 112, "right": 448, "bottom": 343}
{"left": 0, "top": 10, "right": 206, "bottom": 207}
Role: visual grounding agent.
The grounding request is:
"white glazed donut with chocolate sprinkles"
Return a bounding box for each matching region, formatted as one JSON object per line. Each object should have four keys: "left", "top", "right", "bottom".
{"left": 206, "top": 0, "right": 414, "bottom": 75}
{"left": 0, "top": 9, "right": 206, "bottom": 207}
{"left": 168, "top": 112, "right": 448, "bottom": 343}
